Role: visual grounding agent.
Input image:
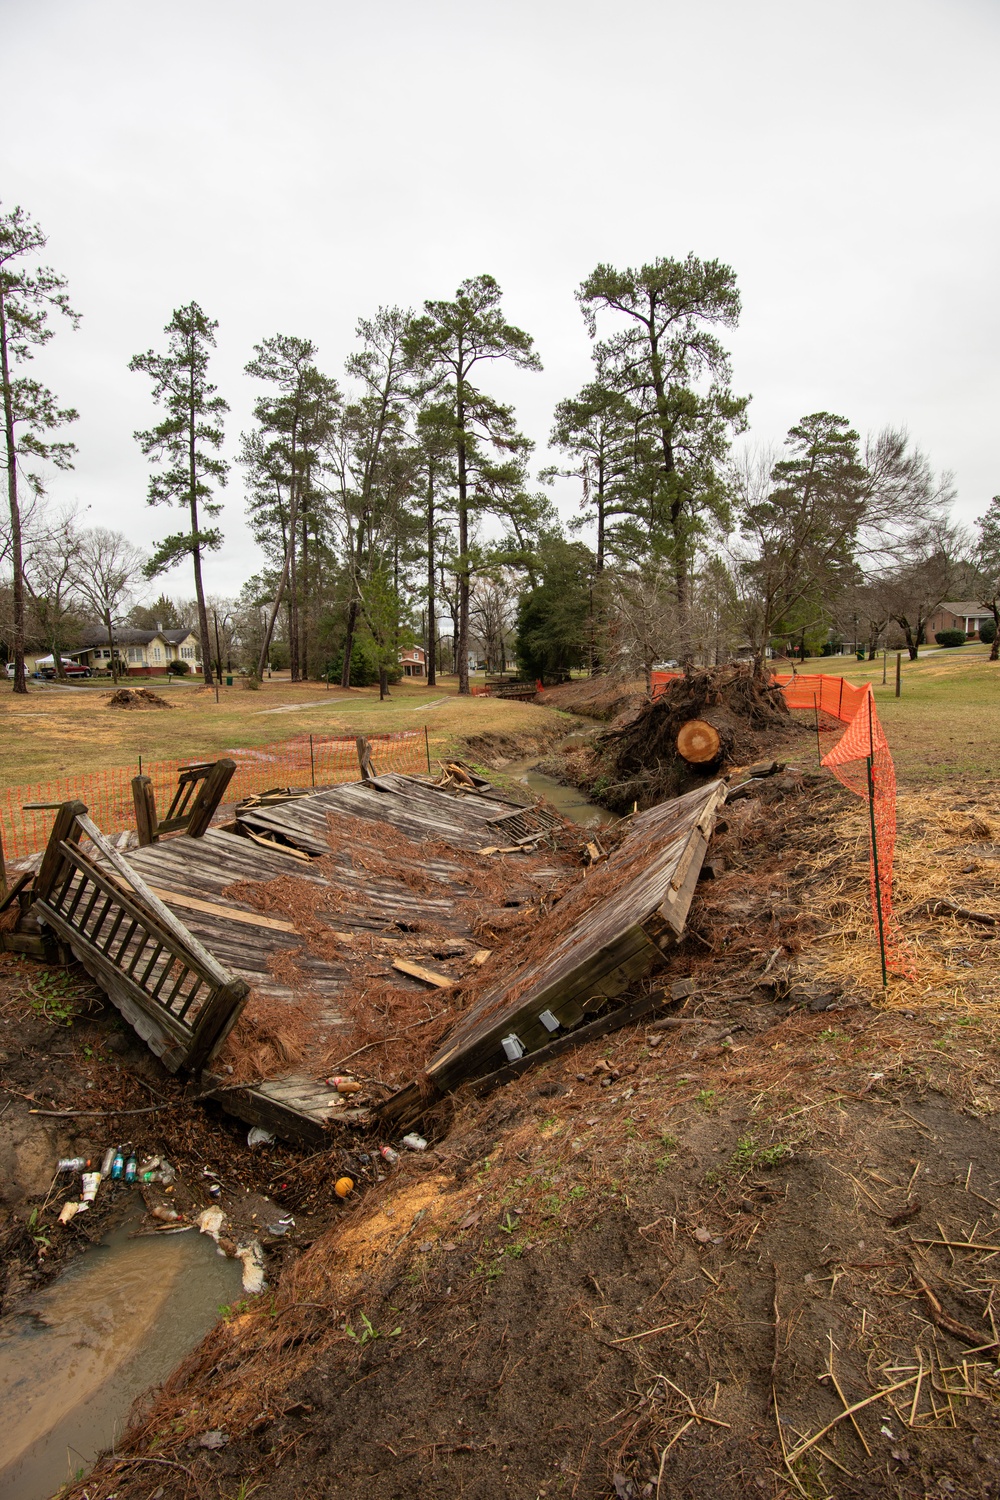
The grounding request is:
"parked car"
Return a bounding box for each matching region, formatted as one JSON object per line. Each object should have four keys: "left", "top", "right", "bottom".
{"left": 4, "top": 661, "right": 14, "bottom": 678}
{"left": 38, "top": 658, "right": 92, "bottom": 679}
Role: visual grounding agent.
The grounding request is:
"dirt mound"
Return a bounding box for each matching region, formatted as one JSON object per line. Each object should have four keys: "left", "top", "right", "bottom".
{"left": 595, "top": 663, "right": 795, "bottom": 811}
{"left": 106, "top": 688, "right": 173, "bottom": 710}
{"left": 536, "top": 674, "right": 646, "bottom": 722}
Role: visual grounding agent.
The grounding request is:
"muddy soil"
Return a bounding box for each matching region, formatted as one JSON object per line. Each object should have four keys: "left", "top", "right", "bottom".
{"left": 58, "top": 759, "right": 1000, "bottom": 1500}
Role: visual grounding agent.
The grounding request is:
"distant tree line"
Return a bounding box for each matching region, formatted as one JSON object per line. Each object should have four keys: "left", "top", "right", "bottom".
{"left": 3, "top": 198, "right": 998, "bottom": 697}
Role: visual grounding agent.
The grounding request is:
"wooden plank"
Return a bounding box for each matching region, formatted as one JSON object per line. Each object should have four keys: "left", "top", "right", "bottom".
{"left": 391, "top": 959, "right": 455, "bottom": 989}
{"left": 144, "top": 886, "right": 296, "bottom": 933}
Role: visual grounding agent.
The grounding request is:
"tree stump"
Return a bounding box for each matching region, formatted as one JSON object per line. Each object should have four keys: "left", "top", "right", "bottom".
{"left": 676, "top": 717, "right": 722, "bottom": 765}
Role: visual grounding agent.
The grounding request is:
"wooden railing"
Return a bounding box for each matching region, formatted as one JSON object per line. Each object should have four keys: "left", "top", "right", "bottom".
{"left": 132, "top": 758, "right": 236, "bottom": 846}
{"left": 34, "top": 801, "right": 249, "bottom": 1072}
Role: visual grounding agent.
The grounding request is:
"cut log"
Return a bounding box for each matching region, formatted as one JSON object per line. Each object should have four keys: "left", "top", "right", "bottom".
{"left": 676, "top": 718, "right": 722, "bottom": 765}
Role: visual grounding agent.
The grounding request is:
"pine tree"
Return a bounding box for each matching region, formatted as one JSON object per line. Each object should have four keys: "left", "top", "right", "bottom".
{"left": 130, "top": 303, "right": 229, "bottom": 686}
{"left": 0, "top": 203, "right": 79, "bottom": 693}
{"left": 405, "top": 276, "right": 541, "bottom": 694}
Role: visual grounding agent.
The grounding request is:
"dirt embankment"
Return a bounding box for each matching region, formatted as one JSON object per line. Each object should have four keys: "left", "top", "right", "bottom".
{"left": 536, "top": 675, "right": 647, "bottom": 722}
{"left": 57, "top": 762, "right": 1000, "bottom": 1500}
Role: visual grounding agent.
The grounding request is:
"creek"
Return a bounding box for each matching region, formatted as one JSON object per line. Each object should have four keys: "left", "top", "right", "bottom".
{"left": 0, "top": 1203, "right": 241, "bottom": 1500}
{"left": 506, "top": 749, "right": 617, "bottom": 829}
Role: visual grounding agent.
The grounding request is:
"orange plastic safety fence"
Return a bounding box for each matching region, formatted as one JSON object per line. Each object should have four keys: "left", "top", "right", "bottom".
{"left": 775, "top": 673, "right": 909, "bottom": 979}
{"left": 0, "top": 731, "right": 426, "bottom": 863}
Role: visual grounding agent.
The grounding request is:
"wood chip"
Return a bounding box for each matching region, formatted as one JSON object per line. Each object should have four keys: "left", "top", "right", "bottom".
{"left": 392, "top": 959, "right": 455, "bottom": 989}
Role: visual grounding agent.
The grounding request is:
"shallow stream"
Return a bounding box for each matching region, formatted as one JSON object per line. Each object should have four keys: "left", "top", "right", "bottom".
{"left": 506, "top": 754, "right": 617, "bottom": 829}
{"left": 0, "top": 1204, "right": 241, "bottom": 1500}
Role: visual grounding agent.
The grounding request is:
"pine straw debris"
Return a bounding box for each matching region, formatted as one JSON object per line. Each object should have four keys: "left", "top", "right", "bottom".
{"left": 215, "top": 806, "right": 582, "bottom": 1090}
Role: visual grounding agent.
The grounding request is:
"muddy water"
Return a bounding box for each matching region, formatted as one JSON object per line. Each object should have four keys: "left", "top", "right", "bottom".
{"left": 0, "top": 1206, "right": 241, "bottom": 1500}
{"left": 507, "top": 758, "right": 617, "bottom": 829}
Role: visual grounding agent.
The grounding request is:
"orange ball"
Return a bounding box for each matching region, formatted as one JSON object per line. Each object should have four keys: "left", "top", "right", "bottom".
{"left": 335, "top": 1176, "right": 355, "bottom": 1198}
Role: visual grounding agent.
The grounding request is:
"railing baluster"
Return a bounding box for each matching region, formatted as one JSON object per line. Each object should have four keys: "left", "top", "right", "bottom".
{"left": 138, "top": 942, "right": 165, "bottom": 989}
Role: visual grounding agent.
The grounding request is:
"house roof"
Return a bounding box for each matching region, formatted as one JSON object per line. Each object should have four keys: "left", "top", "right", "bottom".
{"left": 78, "top": 626, "right": 197, "bottom": 648}
{"left": 938, "top": 602, "right": 990, "bottom": 616}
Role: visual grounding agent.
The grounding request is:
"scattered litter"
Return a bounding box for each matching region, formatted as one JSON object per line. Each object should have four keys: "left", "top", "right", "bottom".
{"left": 58, "top": 1200, "right": 86, "bottom": 1223}
{"left": 247, "top": 1127, "right": 276, "bottom": 1147}
{"left": 335, "top": 1176, "right": 355, "bottom": 1198}
{"left": 57, "top": 1156, "right": 88, "bottom": 1172}
{"left": 267, "top": 1216, "right": 295, "bottom": 1236}
{"left": 236, "top": 1240, "right": 266, "bottom": 1293}
{"left": 197, "top": 1206, "right": 227, "bottom": 1243}
{"left": 402, "top": 1133, "right": 428, "bottom": 1152}
{"left": 694, "top": 1226, "right": 712, "bottom": 1243}
{"left": 151, "top": 1205, "right": 181, "bottom": 1222}
{"left": 81, "top": 1170, "right": 100, "bottom": 1202}
{"left": 379, "top": 1145, "right": 399, "bottom": 1166}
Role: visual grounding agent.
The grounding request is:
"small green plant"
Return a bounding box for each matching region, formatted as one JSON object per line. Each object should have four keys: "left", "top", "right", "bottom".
{"left": 27, "top": 970, "right": 79, "bottom": 1026}
{"left": 816, "top": 1028, "right": 844, "bottom": 1044}
{"left": 694, "top": 1088, "right": 716, "bottom": 1110}
{"left": 344, "top": 1311, "right": 401, "bottom": 1345}
{"left": 728, "top": 1135, "right": 793, "bottom": 1174}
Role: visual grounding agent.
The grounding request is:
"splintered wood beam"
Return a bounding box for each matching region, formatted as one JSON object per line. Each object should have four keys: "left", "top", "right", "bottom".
{"left": 392, "top": 958, "right": 455, "bottom": 988}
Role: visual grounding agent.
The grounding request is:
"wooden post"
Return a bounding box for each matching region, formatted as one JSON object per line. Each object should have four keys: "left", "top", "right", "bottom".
{"left": 186, "top": 758, "right": 237, "bottom": 838}
{"left": 0, "top": 824, "right": 6, "bottom": 900}
{"left": 356, "top": 736, "right": 374, "bottom": 781}
{"left": 425, "top": 724, "right": 431, "bottom": 774}
{"left": 132, "top": 775, "right": 159, "bottom": 846}
{"left": 895, "top": 653, "right": 902, "bottom": 698}
{"left": 35, "top": 800, "right": 88, "bottom": 901}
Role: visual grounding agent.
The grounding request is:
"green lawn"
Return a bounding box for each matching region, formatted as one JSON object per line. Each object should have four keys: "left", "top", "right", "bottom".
{"left": 790, "top": 644, "right": 998, "bottom": 785}
{"left": 0, "top": 675, "right": 573, "bottom": 792}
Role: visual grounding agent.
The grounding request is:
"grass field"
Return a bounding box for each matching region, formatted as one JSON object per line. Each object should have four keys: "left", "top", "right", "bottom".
{"left": 785, "top": 643, "right": 998, "bottom": 784}
{"left": 1, "top": 647, "right": 995, "bottom": 797}
{"left": 0, "top": 675, "right": 574, "bottom": 793}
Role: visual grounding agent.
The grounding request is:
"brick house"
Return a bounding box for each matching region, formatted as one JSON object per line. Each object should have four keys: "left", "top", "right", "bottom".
{"left": 925, "top": 602, "right": 993, "bottom": 641}
{"left": 70, "top": 627, "right": 202, "bottom": 676}
{"left": 399, "top": 645, "right": 426, "bottom": 678}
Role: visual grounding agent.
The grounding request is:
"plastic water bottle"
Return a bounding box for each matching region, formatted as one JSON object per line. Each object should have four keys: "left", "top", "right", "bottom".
{"left": 379, "top": 1146, "right": 400, "bottom": 1166}
{"left": 57, "top": 1157, "right": 88, "bottom": 1173}
{"left": 111, "top": 1148, "right": 125, "bottom": 1181}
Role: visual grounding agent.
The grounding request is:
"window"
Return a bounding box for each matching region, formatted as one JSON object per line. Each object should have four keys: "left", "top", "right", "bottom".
{"left": 181, "top": 646, "right": 195, "bottom": 660}
{"left": 152, "top": 647, "right": 162, "bottom": 661}
{"left": 127, "top": 647, "right": 143, "bottom": 663}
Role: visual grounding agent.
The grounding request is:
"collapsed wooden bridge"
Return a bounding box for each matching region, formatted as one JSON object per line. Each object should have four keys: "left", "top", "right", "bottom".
{"left": 0, "top": 749, "right": 725, "bottom": 1145}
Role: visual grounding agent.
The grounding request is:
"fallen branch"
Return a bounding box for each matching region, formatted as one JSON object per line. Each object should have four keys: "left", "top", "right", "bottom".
{"left": 913, "top": 1274, "right": 1000, "bottom": 1354}
{"left": 907, "top": 898, "right": 999, "bottom": 926}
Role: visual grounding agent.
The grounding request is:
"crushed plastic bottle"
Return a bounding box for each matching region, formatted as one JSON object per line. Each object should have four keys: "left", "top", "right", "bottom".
{"left": 402, "top": 1133, "right": 428, "bottom": 1152}
{"left": 101, "top": 1147, "right": 116, "bottom": 1178}
{"left": 57, "top": 1157, "right": 88, "bottom": 1173}
{"left": 379, "top": 1145, "right": 400, "bottom": 1166}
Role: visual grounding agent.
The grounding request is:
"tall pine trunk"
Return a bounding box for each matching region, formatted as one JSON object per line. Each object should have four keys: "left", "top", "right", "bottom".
{"left": 426, "top": 463, "right": 436, "bottom": 687}
{"left": 0, "top": 290, "right": 27, "bottom": 695}
{"left": 188, "top": 357, "right": 214, "bottom": 687}
{"left": 456, "top": 377, "right": 470, "bottom": 695}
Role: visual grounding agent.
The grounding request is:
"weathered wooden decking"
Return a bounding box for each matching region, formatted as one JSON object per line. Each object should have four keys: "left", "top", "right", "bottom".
{"left": 22, "top": 769, "right": 724, "bottom": 1145}
{"left": 381, "top": 780, "right": 726, "bottom": 1124}
{"left": 235, "top": 772, "right": 562, "bottom": 855}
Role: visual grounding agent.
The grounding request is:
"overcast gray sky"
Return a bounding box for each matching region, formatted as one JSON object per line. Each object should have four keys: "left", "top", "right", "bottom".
{"left": 5, "top": 0, "right": 998, "bottom": 599}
